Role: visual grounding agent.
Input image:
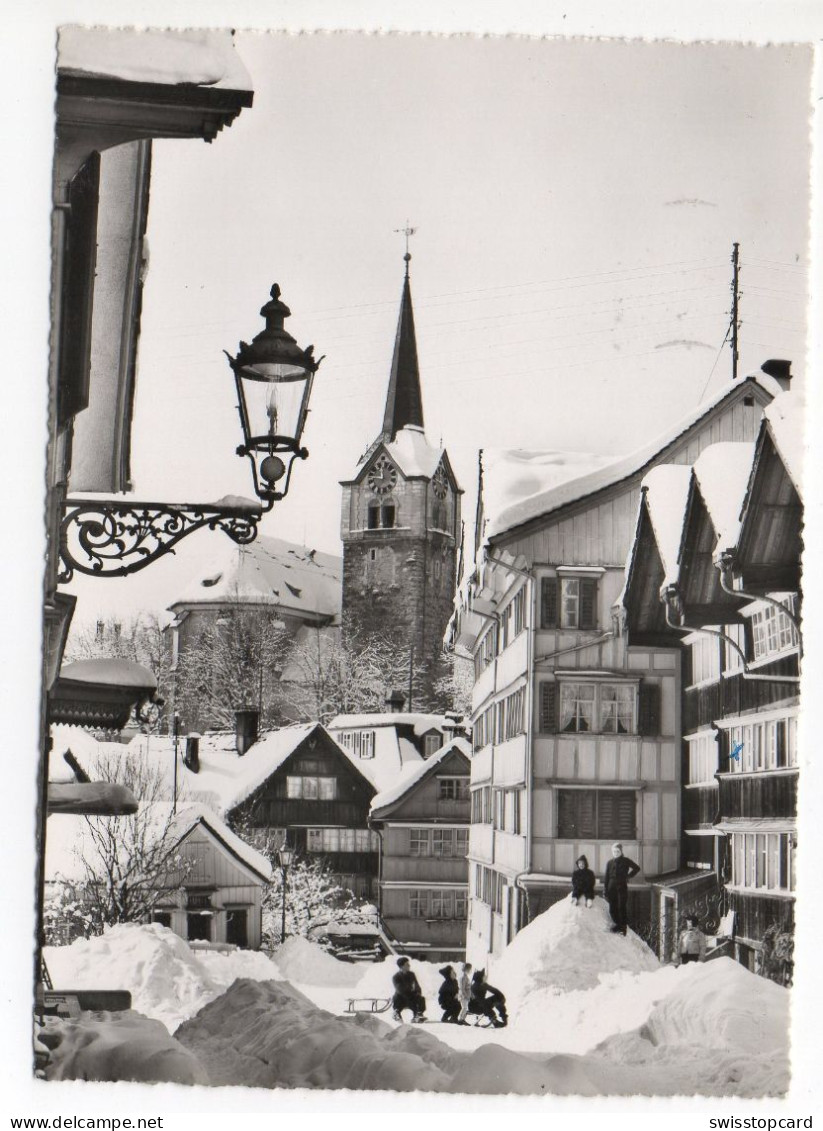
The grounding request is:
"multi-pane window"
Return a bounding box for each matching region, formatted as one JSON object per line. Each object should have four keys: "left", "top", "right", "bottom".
{"left": 439, "top": 777, "right": 470, "bottom": 801}
{"left": 730, "top": 832, "right": 795, "bottom": 893}
{"left": 286, "top": 775, "right": 337, "bottom": 800}
{"left": 337, "top": 730, "right": 375, "bottom": 759}
{"left": 599, "top": 684, "right": 635, "bottom": 734}
{"left": 540, "top": 680, "right": 649, "bottom": 735}
{"left": 686, "top": 730, "right": 719, "bottom": 785}
{"left": 407, "top": 827, "right": 468, "bottom": 857}
{"left": 473, "top": 704, "right": 496, "bottom": 750}
{"left": 723, "top": 622, "right": 747, "bottom": 674}
{"left": 474, "top": 866, "right": 505, "bottom": 913}
{"left": 471, "top": 785, "right": 492, "bottom": 823}
{"left": 688, "top": 633, "right": 721, "bottom": 686}
{"left": 409, "top": 889, "right": 468, "bottom": 919}
{"left": 475, "top": 625, "right": 498, "bottom": 677}
{"left": 499, "top": 587, "right": 526, "bottom": 651}
{"left": 492, "top": 788, "right": 524, "bottom": 835}
{"left": 749, "top": 598, "right": 798, "bottom": 662}
{"left": 306, "top": 828, "right": 378, "bottom": 853}
{"left": 556, "top": 789, "right": 636, "bottom": 840}
{"left": 725, "top": 715, "right": 798, "bottom": 773}
{"left": 540, "top": 575, "right": 598, "bottom": 630}
{"left": 424, "top": 733, "right": 443, "bottom": 757}
{"left": 559, "top": 683, "right": 596, "bottom": 732}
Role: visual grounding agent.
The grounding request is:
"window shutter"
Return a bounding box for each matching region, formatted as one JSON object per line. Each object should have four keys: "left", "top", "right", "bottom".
{"left": 540, "top": 577, "right": 559, "bottom": 628}
{"left": 616, "top": 792, "right": 637, "bottom": 839}
{"left": 742, "top": 619, "right": 755, "bottom": 663}
{"left": 579, "top": 578, "right": 598, "bottom": 629}
{"left": 539, "top": 682, "right": 557, "bottom": 732}
{"left": 58, "top": 152, "right": 101, "bottom": 427}
{"left": 638, "top": 682, "right": 661, "bottom": 737}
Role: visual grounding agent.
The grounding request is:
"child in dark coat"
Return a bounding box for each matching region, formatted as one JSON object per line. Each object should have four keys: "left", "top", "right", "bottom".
{"left": 437, "top": 965, "right": 461, "bottom": 1023}
{"left": 570, "top": 855, "right": 596, "bottom": 907}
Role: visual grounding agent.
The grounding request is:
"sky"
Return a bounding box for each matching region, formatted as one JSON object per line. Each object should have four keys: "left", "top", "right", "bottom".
{"left": 60, "top": 32, "right": 812, "bottom": 626}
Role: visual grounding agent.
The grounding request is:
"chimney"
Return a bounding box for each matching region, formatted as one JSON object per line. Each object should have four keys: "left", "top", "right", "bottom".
{"left": 760, "top": 359, "right": 792, "bottom": 392}
{"left": 385, "top": 689, "right": 406, "bottom": 714}
{"left": 235, "top": 709, "right": 259, "bottom": 756}
{"left": 183, "top": 733, "right": 201, "bottom": 773}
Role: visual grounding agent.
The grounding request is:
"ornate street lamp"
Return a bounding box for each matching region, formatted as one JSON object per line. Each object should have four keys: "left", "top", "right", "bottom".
{"left": 227, "top": 284, "right": 323, "bottom": 510}
{"left": 277, "top": 842, "right": 294, "bottom": 944}
{"left": 58, "top": 283, "right": 321, "bottom": 580}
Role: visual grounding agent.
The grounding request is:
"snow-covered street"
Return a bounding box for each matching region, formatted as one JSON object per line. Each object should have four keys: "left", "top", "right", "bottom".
{"left": 41, "top": 897, "right": 788, "bottom": 1095}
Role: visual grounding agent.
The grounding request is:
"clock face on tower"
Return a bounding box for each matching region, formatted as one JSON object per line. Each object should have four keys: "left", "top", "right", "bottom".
{"left": 432, "top": 466, "right": 448, "bottom": 499}
{"left": 367, "top": 454, "right": 398, "bottom": 495}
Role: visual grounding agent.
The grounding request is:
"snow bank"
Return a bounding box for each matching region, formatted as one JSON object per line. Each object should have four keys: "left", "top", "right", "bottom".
{"left": 275, "top": 936, "right": 363, "bottom": 988}
{"left": 174, "top": 978, "right": 453, "bottom": 1092}
{"left": 44, "top": 923, "right": 280, "bottom": 1034}
{"left": 39, "top": 1011, "right": 208, "bottom": 1085}
{"left": 594, "top": 958, "right": 790, "bottom": 1096}
{"left": 490, "top": 897, "right": 659, "bottom": 1004}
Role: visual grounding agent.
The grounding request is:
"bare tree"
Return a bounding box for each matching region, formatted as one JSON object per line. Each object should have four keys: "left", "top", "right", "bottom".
{"left": 49, "top": 751, "right": 194, "bottom": 935}
{"left": 282, "top": 628, "right": 436, "bottom": 722}
{"left": 173, "top": 600, "right": 291, "bottom": 732}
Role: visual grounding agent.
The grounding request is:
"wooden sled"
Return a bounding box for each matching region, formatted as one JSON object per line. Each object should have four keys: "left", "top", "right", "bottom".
{"left": 344, "top": 997, "right": 393, "bottom": 1015}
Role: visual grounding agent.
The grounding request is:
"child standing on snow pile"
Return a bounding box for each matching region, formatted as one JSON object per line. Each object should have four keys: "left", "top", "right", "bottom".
{"left": 570, "top": 855, "right": 596, "bottom": 907}
{"left": 457, "top": 962, "right": 473, "bottom": 1025}
{"left": 677, "top": 915, "right": 707, "bottom": 965}
{"left": 603, "top": 842, "right": 641, "bottom": 935}
{"left": 391, "top": 957, "right": 427, "bottom": 1023}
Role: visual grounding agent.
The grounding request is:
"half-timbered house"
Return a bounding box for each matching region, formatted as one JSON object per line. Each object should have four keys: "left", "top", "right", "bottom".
{"left": 370, "top": 737, "right": 471, "bottom": 960}
{"left": 456, "top": 370, "right": 785, "bottom": 965}
{"left": 620, "top": 387, "right": 801, "bottom": 974}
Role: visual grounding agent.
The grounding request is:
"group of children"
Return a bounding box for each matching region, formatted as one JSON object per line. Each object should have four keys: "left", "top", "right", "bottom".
{"left": 390, "top": 846, "right": 705, "bottom": 1026}
{"left": 390, "top": 957, "right": 507, "bottom": 1027}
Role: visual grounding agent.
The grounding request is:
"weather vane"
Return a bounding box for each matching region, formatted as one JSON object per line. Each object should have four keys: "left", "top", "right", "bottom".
{"left": 394, "top": 221, "right": 417, "bottom": 273}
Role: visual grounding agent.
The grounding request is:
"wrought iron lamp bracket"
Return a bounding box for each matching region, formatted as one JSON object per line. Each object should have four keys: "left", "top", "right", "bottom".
{"left": 58, "top": 497, "right": 262, "bottom": 582}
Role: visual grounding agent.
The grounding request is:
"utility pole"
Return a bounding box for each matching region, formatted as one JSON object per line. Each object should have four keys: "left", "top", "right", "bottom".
{"left": 731, "top": 242, "right": 740, "bottom": 380}
{"left": 408, "top": 642, "right": 414, "bottom": 712}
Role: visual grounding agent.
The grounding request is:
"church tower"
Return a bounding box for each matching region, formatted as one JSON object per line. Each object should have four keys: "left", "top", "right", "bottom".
{"left": 340, "top": 255, "right": 462, "bottom": 707}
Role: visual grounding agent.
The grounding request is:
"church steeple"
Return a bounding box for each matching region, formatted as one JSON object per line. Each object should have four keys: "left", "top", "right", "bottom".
{"left": 380, "top": 258, "right": 424, "bottom": 442}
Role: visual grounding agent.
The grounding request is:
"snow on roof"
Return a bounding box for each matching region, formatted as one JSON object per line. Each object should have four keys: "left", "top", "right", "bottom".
{"left": 639, "top": 465, "right": 693, "bottom": 587}
{"left": 482, "top": 449, "right": 616, "bottom": 541}
{"left": 488, "top": 375, "right": 779, "bottom": 540}
{"left": 170, "top": 803, "right": 272, "bottom": 880}
{"left": 45, "top": 800, "right": 270, "bottom": 884}
{"left": 168, "top": 536, "right": 342, "bottom": 621}
{"left": 327, "top": 716, "right": 427, "bottom": 792}
{"left": 117, "top": 725, "right": 322, "bottom": 816}
{"left": 383, "top": 426, "right": 444, "bottom": 479}
{"left": 49, "top": 725, "right": 109, "bottom": 782}
{"left": 763, "top": 392, "right": 805, "bottom": 497}
{"left": 370, "top": 736, "right": 471, "bottom": 814}
{"left": 692, "top": 442, "right": 756, "bottom": 553}
{"left": 328, "top": 711, "right": 449, "bottom": 736}
{"left": 57, "top": 28, "right": 253, "bottom": 92}
{"left": 58, "top": 658, "right": 157, "bottom": 689}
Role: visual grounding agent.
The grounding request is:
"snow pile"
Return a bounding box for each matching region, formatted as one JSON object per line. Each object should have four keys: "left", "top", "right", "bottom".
{"left": 616, "top": 957, "right": 787, "bottom": 1055}
{"left": 174, "top": 978, "right": 454, "bottom": 1092}
{"left": 594, "top": 959, "right": 790, "bottom": 1097}
{"left": 274, "top": 936, "right": 363, "bottom": 988}
{"left": 44, "top": 923, "right": 280, "bottom": 1033}
{"left": 490, "top": 897, "right": 659, "bottom": 1005}
{"left": 39, "top": 1011, "right": 208, "bottom": 1086}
